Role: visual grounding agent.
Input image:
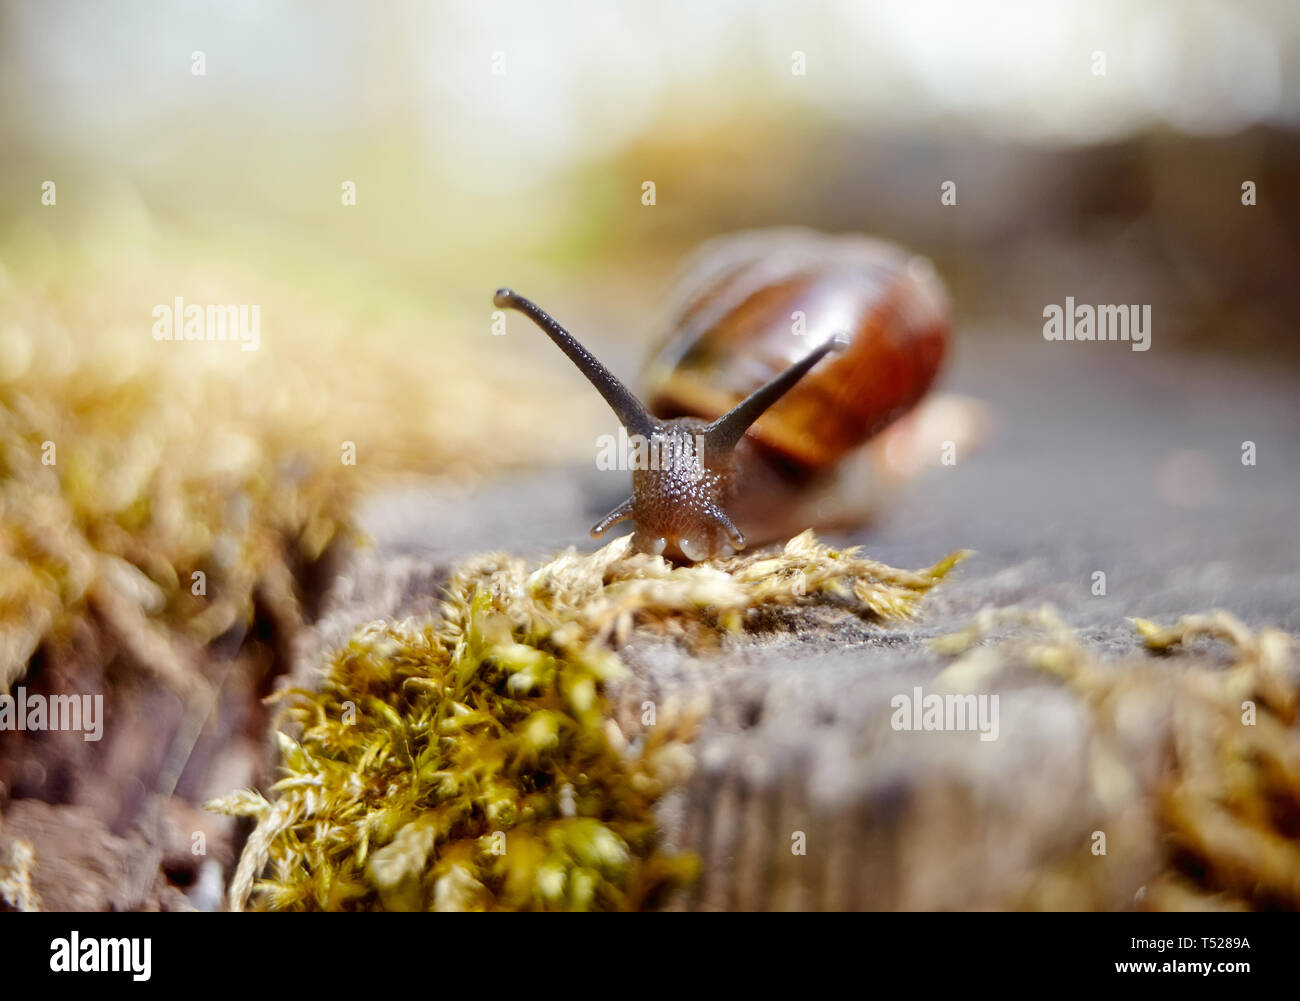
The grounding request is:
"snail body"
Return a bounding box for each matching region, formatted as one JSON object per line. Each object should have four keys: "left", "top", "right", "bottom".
{"left": 496, "top": 227, "right": 964, "bottom": 564}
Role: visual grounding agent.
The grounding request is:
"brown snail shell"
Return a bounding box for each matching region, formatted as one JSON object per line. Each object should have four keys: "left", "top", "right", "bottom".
{"left": 646, "top": 227, "right": 949, "bottom": 471}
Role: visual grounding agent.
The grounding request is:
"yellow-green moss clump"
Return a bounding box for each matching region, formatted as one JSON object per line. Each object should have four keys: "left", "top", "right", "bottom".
{"left": 211, "top": 531, "right": 964, "bottom": 911}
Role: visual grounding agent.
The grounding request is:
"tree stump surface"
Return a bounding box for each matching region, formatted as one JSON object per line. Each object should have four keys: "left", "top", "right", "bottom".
{"left": 289, "top": 342, "right": 1300, "bottom": 909}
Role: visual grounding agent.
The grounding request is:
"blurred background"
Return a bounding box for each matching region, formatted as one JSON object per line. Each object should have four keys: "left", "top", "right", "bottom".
{"left": 1, "top": 0, "right": 1299, "bottom": 910}
{"left": 3, "top": 0, "right": 1299, "bottom": 361}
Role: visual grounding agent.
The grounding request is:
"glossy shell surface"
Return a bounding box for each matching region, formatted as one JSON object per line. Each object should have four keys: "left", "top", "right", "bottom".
{"left": 645, "top": 228, "right": 949, "bottom": 471}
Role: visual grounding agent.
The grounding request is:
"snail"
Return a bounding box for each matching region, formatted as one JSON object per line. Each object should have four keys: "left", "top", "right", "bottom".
{"left": 496, "top": 227, "right": 979, "bottom": 563}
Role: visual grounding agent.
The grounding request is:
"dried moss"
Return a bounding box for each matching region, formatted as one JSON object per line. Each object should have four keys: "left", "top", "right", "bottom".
{"left": 934, "top": 607, "right": 1300, "bottom": 910}
{"left": 211, "top": 531, "right": 964, "bottom": 911}
{"left": 0, "top": 274, "right": 585, "bottom": 696}
{"left": 0, "top": 837, "right": 39, "bottom": 912}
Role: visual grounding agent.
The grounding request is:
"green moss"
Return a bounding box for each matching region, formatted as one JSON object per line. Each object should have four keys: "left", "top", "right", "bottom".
{"left": 212, "top": 602, "right": 696, "bottom": 912}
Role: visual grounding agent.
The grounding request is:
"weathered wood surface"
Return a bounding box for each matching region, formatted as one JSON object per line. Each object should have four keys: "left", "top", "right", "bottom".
{"left": 289, "top": 344, "right": 1300, "bottom": 909}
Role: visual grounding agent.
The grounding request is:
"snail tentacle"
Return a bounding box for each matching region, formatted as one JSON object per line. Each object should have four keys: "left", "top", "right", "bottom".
{"left": 590, "top": 496, "right": 635, "bottom": 538}
{"left": 494, "top": 288, "right": 657, "bottom": 438}
{"left": 708, "top": 506, "right": 746, "bottom": 551}
{"left": 703, "top": 333, "right": 848, "bottom": 455}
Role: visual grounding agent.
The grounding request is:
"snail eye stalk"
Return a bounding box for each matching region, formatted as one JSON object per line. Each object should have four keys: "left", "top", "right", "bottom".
{"left": 704, "top": 334, "right": 847, "bottom": 455}
{"left": 494, "top": 288, "right": 656, "bottom": 439}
